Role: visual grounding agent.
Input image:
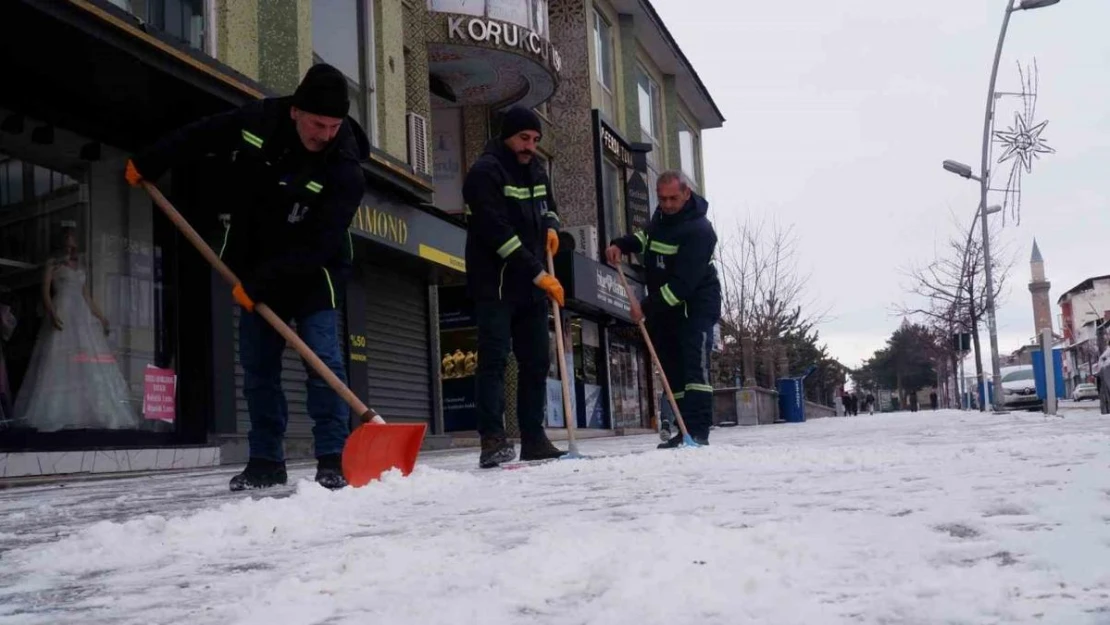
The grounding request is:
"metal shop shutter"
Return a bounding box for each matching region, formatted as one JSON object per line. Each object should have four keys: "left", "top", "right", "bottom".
{"left": 363, "top": 264, "right": 432, "bottom": 425}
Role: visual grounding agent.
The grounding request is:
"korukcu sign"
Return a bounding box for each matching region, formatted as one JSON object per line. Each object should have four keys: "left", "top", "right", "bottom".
{"left": 447, "top": 16, "right": 562, "bottom": 74}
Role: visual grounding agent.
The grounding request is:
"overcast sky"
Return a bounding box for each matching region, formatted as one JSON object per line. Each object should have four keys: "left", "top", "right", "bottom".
{"left": 652, "top": 0, "right": 1110, "bottom": 369}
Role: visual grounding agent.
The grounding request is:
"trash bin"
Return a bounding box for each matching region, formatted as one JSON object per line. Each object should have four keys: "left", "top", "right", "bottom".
{"left": 777, "top": 377, "right": 806, "bottom": 423}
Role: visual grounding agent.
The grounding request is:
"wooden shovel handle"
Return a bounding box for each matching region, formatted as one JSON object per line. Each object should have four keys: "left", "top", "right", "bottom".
{"left": 614, "top": 266, "right": 690, "bottom": 438}
{"left": 547, "top": 251, "right": 577, "bottom": 444}
{"left": 141, "top": 181, "right": 380, "bottom": 424}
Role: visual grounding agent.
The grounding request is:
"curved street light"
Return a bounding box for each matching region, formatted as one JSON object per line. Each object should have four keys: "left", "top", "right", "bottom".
{"left": 943, "top": 0, "right": 1059, "bottom": 412}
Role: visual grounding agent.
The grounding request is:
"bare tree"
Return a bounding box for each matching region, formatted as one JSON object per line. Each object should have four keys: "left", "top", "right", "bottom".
{"left": 898, "top": 211, "right": 1015, "bottom": 406}
{"left": 714, "top": 216, "right": 836, "bottom": 395}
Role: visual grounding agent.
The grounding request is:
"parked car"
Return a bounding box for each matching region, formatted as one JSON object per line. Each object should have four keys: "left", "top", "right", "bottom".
{"left": 1001, "top": 365, "right": 1041, "bottom": 411}
{"left": 1072, "top": 383, "right": 1098, "bottom": 401}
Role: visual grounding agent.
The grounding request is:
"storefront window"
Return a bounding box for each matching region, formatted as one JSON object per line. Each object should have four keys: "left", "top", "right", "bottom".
{"left": 437, "top": 286, "right": 478, "bottom": 431}
{"left": 601, "top": 158, "right": 626, "bottom": 245}
{"left": 609, "top": 334, "right": 647, "bottom": 430}
{"left": 572, "top": 318, "right": 605, "bottom": 428}
{"left": 545, "top": 313, "right": 576, "bottom": 428}
{"left": 0, "top": 112, "right": 173, "bottom": 444}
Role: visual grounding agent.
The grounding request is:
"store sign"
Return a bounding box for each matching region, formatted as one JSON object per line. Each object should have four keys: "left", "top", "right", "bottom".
{"left": 448, "top": 16, "right": 562, "bottom": 74}
{"left": 600, "top": 122, "right": 633, "bottom": 168}
{"left": 626, "top": 170, "right": 651, "bottom": 233}
{"left": 353, "top": 206, "right": 408, "bottom": 247}
{"left": 567, "top": 253, "right": 646, "bottom": 322}
{"left": 348, "top": 333, "right": 368, "bottom": 363}
{"left": 349, "top": 192, "right": 466, "bottom": 273}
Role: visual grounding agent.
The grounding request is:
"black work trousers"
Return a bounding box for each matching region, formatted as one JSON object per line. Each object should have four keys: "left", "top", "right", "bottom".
{"left": 647, "top": 311, "right": 715, "bottom": 438}
{"left": 474, "top": 298, "right": 550, "bottom": 441}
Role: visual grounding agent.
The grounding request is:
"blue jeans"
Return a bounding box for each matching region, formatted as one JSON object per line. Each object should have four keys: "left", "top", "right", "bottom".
{"left": 239, "top": 308, "right": 349, "bottom": 462}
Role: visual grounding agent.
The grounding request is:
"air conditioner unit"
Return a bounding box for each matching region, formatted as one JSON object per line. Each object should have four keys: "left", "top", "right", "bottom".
{"left": 406, "top": 111, "right": 431, "bottom": 176}
{"left": 567, "top": 225, "right": 599, "bottom": 261}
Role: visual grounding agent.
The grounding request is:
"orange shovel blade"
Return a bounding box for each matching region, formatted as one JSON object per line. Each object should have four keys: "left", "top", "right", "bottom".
{"left": 341, "top": 422, "right": 427, "bottom": 488}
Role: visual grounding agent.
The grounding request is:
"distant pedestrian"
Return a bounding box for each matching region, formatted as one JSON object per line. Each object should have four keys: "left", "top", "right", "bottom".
{"left": 866, "top": 393, "right": 875, "bottom": 415}
{"left": 930, "top": 390, "right": 939, "bottom": 411}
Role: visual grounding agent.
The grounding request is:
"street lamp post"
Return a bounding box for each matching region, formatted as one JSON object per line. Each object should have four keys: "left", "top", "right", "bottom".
{"left": 944, "top": 0, "right": 1059, "bottom": 412}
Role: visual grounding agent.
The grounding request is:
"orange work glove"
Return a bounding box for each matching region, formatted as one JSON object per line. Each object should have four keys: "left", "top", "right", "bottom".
{"left": 124, "top": 159, "right": 143, "bottom": 187}
{"left": 535, "top": 273, "right": 565, "bottom": 307}
{"left": 232, "top": 283, "right": 255, "bottom": 313}
{"left": 546, "top": 228, "right": 559, "bottom": 257}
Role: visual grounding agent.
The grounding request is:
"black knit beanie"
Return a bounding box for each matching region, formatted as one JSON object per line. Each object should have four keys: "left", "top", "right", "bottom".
{"left": 500, "top": 106, "right": 543, "bottom": 140}
{"left": 293, "top": 63, "right": 350, "bottom": 118}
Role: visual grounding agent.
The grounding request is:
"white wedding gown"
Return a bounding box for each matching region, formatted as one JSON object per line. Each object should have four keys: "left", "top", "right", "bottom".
{"left": 13, "top": 262, "right": 139, "bottom": 431}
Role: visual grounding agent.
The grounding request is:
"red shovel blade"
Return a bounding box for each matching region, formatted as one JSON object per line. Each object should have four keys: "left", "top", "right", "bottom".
{"left": 342, "top": 422, "right": 427, "bottom": 488}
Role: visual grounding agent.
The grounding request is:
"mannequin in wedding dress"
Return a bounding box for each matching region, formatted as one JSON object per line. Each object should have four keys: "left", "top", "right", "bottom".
{"left": 12, "top": 227, "right": 139, "bottom": 431}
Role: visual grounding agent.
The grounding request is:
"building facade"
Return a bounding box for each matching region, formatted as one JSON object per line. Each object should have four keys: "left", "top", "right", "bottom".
{"left": 0, "top": 0, "right": 721, "bottom": 479}
{"left": 1057, "top": 274, "right": 1110, "bottom": 393}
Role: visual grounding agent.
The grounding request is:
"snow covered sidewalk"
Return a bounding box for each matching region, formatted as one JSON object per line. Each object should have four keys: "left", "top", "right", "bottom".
{"left": 2, "top": 410, "right": 1110, "bottom": 624}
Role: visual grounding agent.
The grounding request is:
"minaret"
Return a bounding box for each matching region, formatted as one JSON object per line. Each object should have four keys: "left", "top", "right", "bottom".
{"left": 1029, "top": 239, "right": 1053, "bottom": 337}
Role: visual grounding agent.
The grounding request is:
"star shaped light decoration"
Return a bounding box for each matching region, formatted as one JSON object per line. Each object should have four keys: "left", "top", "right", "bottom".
{"left": 991, "top": 60, "right": 1055, "bottom": 226}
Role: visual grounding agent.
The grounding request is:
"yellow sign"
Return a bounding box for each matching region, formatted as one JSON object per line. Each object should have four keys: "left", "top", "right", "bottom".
{"left": 419, "top": 244, "right": 466, "bottom": 272}
{"left": 349, "top": 333, "right": 368, "bottom": 362}
{"left": 352, "top": 205, "right": 408, "bottom": 246}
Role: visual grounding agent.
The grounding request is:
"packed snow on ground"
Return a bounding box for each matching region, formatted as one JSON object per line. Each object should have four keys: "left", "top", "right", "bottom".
{"left": 2, "top": 409, "right": 1110, "bottom": 625}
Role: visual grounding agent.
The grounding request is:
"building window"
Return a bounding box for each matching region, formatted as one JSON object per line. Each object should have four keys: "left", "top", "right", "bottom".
{"left": 636, "top": 66, "right": 663, "bottom": 208}
{"left": 431, "top": 107, "right": 465, "bottom": 215}
{"left": 0, "top": 112, "right": 176, "bottom": 443}
{"left": 592, "top": 10, "right": 616, "bottom": 122}
{"left": 678, "top": 118, "right": 701, "bottom": 190}
{"left": 312, "top": 0, "right": 378, "bottom": 144}
{"left": 601, "top": 158, "right": 625, "bottom": 244}
{"left": 108, "top": 0, "right": 209, "bottom": 52}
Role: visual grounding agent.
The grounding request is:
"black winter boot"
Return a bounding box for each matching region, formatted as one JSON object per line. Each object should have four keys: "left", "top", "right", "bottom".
{"left": 315, "top": 454, "right": 348, "bottom": 490}
{"left": 657, "top": 431, "right": 709, "bottom": 449}
{"left": 520, "top": 433, "right": 567, "bottom": 462}
{"left": 229, "top": 458, "right": 288, "bottom": 491}
{"left": 479, "top": 434, "right": 516, "bottom": 468}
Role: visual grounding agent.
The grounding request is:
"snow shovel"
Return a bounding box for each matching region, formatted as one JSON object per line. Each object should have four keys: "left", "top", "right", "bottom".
{"left": 140, "top": 181, "right": 426, "bottom": 487}
{"left": 547, "top": 250, "right": 584, "bottom": 459}
{"left": 614, "top": 266, "right": 698, "bottom": 448}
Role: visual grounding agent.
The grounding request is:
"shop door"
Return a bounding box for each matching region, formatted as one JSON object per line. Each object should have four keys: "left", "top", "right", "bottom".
{"left": 363, "top": 264, "right": 432, "bottom": 426}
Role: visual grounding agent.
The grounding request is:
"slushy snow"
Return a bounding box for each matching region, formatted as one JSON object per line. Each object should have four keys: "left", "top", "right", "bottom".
{"left": 3, "top": 408, "right": 1110, "bottom": 624}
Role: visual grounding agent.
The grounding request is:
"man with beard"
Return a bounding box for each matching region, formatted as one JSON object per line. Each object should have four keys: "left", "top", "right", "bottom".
{"left": 463, "top": 107, "right": 567, "bottom": 468}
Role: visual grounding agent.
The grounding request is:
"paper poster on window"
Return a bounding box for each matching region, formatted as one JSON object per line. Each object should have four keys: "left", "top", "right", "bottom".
{"left": 142, "top": 364, "right": 176, "bottom": 422}
{"left": 584, "top": 383, "right": 604, "bottom": 428}
{"left": 545, "top": 352, "right": 576, "bottom": 428}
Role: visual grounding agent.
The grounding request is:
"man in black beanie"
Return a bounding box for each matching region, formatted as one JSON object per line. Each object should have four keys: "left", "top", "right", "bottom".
{"left": 124, "top": 63, "right": 370, "bottom": 491}
{"left": 463, "top": 105, "right": 567, "bottom": 468}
